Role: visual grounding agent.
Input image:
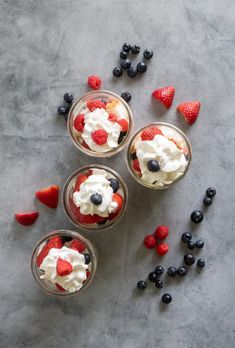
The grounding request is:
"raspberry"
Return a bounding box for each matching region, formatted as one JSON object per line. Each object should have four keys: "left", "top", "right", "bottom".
{"left": 70, "top": 239, "right": 86, "bottom": 253}
{"left": 86, "top": 270, "right": 91, "bottom": 278}
{"left": 69, "top": 197, "right": 105, "bottom": 224}
{"left": 144, "top": 235, "right": 157, "bottom": 249}
{"left": 56, "top": 258, "right": 73, "bottom": 276}
{"left": 92, "top": 129, "right": 108, "bottom": 145}
{"left": 108, "top": 113, "right": 118, "bottom": 122}
{"left": 87, "top": 100, "right": 106, "bottom": 111}
{"left": 156, "top": 243, "right": 169, "bottom": 256}
{"left": 74, "top": 174, "right": 87, "bottom": 192}
{"left": 117, "top": 119, "right": 129, "bottom": 132}
{"left": 55, "top": 283, "right": 66, "bottom": 292}
{"left": 154, "top": 225, "right": 169, "bottom": 240}
{"left": 87, "top": 75, "right": 102, "bottom": 90}
{"left": 74, "top": 114, "right": 85, "bottom": 132}
{"left": 132, "top": 159, "right": 141, "bottom": 172}
{"left": 141, "top": 127, "right": 163, "bottom": 141}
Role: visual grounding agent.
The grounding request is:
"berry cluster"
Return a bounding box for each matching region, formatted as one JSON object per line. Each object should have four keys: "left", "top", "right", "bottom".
{"left": 113, "top": 43, "right": 153, "bottom": 79}
{"left": 143, "top": 225, "right": 169, "bottom": 256}
{"left": 203, "top": 187, "right": 216, "bottom": 206}
{"left": 57, "top": 93, "right": 74, "bottom": 121}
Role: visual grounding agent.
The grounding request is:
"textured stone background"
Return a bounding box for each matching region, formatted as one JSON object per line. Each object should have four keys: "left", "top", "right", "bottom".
{"left": 1, "top": 0, "right": 235, "bottom": 347}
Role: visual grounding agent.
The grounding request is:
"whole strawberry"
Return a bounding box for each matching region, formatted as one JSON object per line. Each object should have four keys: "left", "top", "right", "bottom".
{"left": 177, "top": 101, "right": 201, "bottom": 125}
{"left": 152, "top": 86, "right": 175, "bottom": 109}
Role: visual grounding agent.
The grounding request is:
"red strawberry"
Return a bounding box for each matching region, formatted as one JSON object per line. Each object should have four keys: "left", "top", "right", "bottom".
{"left": 86, "top": 270, "right": 91, "bottom": 278}
{"left": 56, "top": 258, "right": 73, "bottom": 276}
{"left": 117, "top": 119, "right": 129, "bottom": 132}
{"left": 87, "top": 75, "right": 102, "bottom": 90}
{"left": 144, "top": 235, "right": 157, "bottom": 249}
{"left": 154, "top": 225, "right": 169, "bottom": 240}
{"left": 47, "top": 236, "right": 63, "bottom": 249}
{"left": 91, "top": 129, "right": 108, "bottom": 145}
{"left": 152, "top": 86, "right": 175, "bottom": 108}
{"left": 69, "top": 197, "right": 104, "bottom": 224}
{"left": 141, "top": 127, "right": 163, "bottom": 141}
{"left": 70, "top": 239, "right": 86, "bottom": 253}
{"left": 74, "top": 174, "right": 87, "bottom": 192}
{"left": 177, "top": 101, "right": 201, "bottom": 125}
{"left": 81, "top": 140, "right": 90, "bottom": 150}
{"left": 132, "top": 159, "right": 141, "bottom": 172}
{"left": 109, "top": 193, "right": 123, "bottom": 219}
{"left": 35, "top": 185, "right": 59, "bottom": 209}
{"left": 156, "top": 243, "right": 169, "bottom": 256}
{"left": 55, "top": 283, "right": 66, "bottom": 292}
{"left": 87, "top": 99, "right": 106, "bottom": 111}
{"left": 36, "top": 246, "right": 50, "bottom": 267}
{"left": 108, "top": 113, "right": 118, "bottom": 122}
{"left": 15, "top": 211, "right": 39, "bottom": 226}
{"left": 74, "top": 114, "right": 85, "bottom": 132}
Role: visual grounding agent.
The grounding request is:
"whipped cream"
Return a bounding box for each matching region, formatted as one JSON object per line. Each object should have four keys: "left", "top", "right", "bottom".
{"left": 73, "top": 169, "right": 118, "bottom": 217}
{"left": 136, "top": 135, "right": 188, "bottom": 186}
{"left": 81, "top": 108, "right": 122, "bottom": 153}
{"left": 40, "top": 246, "right": 88, "bottom": 293}
{"left": 106, "top": 101, "right": 129, "bottom": 120}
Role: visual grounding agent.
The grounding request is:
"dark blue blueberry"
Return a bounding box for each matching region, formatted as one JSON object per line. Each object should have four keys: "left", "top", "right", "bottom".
{"left": 131, "top": 45, "right": 140, "bottom": 54}
{"left": 137, "top": 280, "right": 147, "bottom": 290}
{"left": 178, "top": 266, "right": 188, "bottom": 276}
{"left": 182, "top": 232, "right": 192, "bottom": 243}
{"left": 57, "top": 105, "right": 69, "bottom": 115}
{"left": 203, "top": 196, "right": 212, "bottom": 206}
{"left": 131, "top": 152, "right": 137, "bottom": 160}
{"left": 184, "top": 254, "right": 195, "bottom": 266}
{"left": 148, "top": 272, "right": 158, "bottom": 282}
{"left": 155, "top": 279, "right": 163, "bottom": 289}
{"left": 90, "top": 193, "right": 102, "bottom": 205}
{"left": 206, "top": 187, "right": 216, "bottom": 198}
{"left": 63, "top": 93, "right": 74, "bottom": 104}
{"left": 147, "top": 160, "right": 160, "bottom": 172}
{"left": 121, "top": 92, "right": 131, "bottom": 102}
{"left": 113, "top": 67, "right": 123, "bottom": 77}
{"left": 61, "top": 236, "right": 73, "bottom": 244}
{"left": 167, "top": 266, "right": 177, "bottom": 277}
{"left": 122, "top": 43, "right": 131, "bottom": 52}
{"left": 162, "top": 293, "right": 172, "bottom": 304}
{"left": 127, "top": 66, "right": 137, "bottom": 78}
{"left": 143, "top": 49, "right": 153, "bottom": 59}
{"left": 120, "top": 51, "right": 128, "bottom": 59}
{"left": 187, "top": 240, "right": 195, "bottom": 250}
{"left": 197, "top": 259, "right": 205, "bottom": 268}
{"left": 84, "top": 254, "right": 91, "bottom": 264}
{"left": 191, "top": 210, "right": 203, "bottom": 223}
{"left": 108, "top": 178, "right": 120, "bottom": 193}
{"left": 155, "top": 266, "right": 164, "bottom": 275}
{"left": 120, "top": 59, "right": 131, "bottom": 70}
{"left": 136, "top": 62, "right": 147, "bottom": 73}
{"left": 195, "top": 239, "right": 204, "bottom": 249}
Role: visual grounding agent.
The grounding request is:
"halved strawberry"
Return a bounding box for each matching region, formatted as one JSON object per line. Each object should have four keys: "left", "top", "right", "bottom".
{"left": 74, "top": 174, "right": 87, "bottom": 192}
{"left": 87, "top": 100, "right": 106, "bottom": 111}
{"left": 69, "top": 197, "right": 104, "bottom": 224}
{"left": 132, "top": 159, "right": 141, "bottom": 172}
{"left": 109, "top": 193, "right": 123, "bottom": 219}
{"left": 15, "top": 211, "right": 39, "bottom": 226}
{"left": 117, "top": 119, "right": 129, "bottom": 132}
{"left": 47, "top": 236, "right": 63, "bottom": 249}
{"left": 86, "top": 270, "right": 91, "bottom": 278}
{"left": 56, "top": 258, "right": 73, "bottom": 276}
{"left": 70, "top": 239, "right": 86, "bottom": 253}
{"left": 81, "top": 140, "right": 90, "bottom": 150}
{"left": 74, "top": 114, "right": 85, "bottom": 132}
{"left": 55, "top": 283, "right": 66, "bottom": 292}
{"left": 152, "top": 86, "right": 175, "bottom": 108}
{"left": 35, "top": 185, "right": 59, "bottom": 209}
{"left": 177, "top": 101, "right": 201, "bottom": 125}
{"left": 36, "top": 246, "right": 50, "bottom": 267}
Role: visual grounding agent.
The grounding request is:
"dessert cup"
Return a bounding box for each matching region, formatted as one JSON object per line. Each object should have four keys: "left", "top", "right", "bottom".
{"left": 127, "top": 122, "right": 192, "bottom": 189}
{"left": 67, "top": 90, "right": 133, "bottom": 157}
{"left": 31, "top": 230, "right": 97, "bottom": 297}
{"left": 62, "top": 165, "right": 128, "bottom": 230}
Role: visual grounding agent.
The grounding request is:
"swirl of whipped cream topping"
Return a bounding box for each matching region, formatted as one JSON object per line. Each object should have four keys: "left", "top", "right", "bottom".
{"left": 73, "top": 169, "right": 118, "bottom": 217}
{"left": 39, "top": 246, "right": 88, "bottom": 293}
{"left": 106, "top": 101, "right": 129, "bottom": 120}
{"left": 81, "top": 108, "right": 122, "bottom": 153}
{"left": 136, "top": 135, "right": 188, "bottom": 186}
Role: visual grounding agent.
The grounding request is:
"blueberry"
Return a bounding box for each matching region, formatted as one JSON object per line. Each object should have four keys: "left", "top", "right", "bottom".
{"left": 122, "top": 43, "right": 131, "bottom": 52}
{"left": 84, "top": 254, "right": 91, "bottom": 264}
{"left": 147, "top": 160, "right": 160, "bottom": 172}
{"left": 131, "top": 152, "right": 137, "bottom": 160}
{"left": 155, "top": 279, "right": 163, "bottom": 289}
{"left": 97, "top": 219, "right": 107, "bottom": 225}
{"left": 113, "top": 67, "right": 123, "bottom": 77}
{"left": 181, "top": 232, "right": 192, "bottom": 243}
{"left": 143, "top": 49, "right": 153, "bottom": 59}
{"left": 184, "top": 254, "right": 195, "bottom": 266}
{"left": 120, "top": 59, "right": 132, "bottom": 70}
{"left": 148, "top": 272, "right": 158, "bottom": 282}
{"left": 178, "top": 266, "right": 188, "bottom": 276}
{"left": 197, "top": 259, "right": 206, "bottom": 268}
{"left": 203, "top": 196, "right": 212, "bottom": 206}
{"left": 181, "top": 232, "right": 193, "bottom": 243}
{"left": 191, "top": 210, "right": 203, "bottom": 223}
{"left": 57, "top": 105, "right": 69, "bottom": 115}
{"left": 206, "top": 187, "right": 216, "bottom": 198}
{"left": 137, "top": 280, "right": 147, "bottom": 290}
{"left": 121, "top": 92, "right": 131, "bottom": 103}
{"left": 108, "top": 178, "right": 120, "bottom": 193}
{"left": 127, "top": 66, "right": 137, "bottom": 78}
{"left": 195, "top": 239, "right": 204, "bottom": 249}
{"left": 167, "top": 266, "right": 178, "bottom": 277}
{"left": 61, "top": 236, "right": 73, "bottom": 244}
{"left": 63, "top": 93, "right": 74, "bottom": 104}
{"left": 136, "top": 62, "right": 147, "bottom": 73}
{"left": 120, "top": 51, "right": 128, "bottom": 59}
{"left": 162, "top": 293, "right": 172, "bottom": 304}
{"left": 131, "top": 45, "right": 140, "bottom": 54}
{"left": 90, "top": 193, "right": 102, "bottom": 205}
{"left": 155, "top": 266, "right": 164, "bottom": 276}
{"left": 187, "top": 240, "right": 195, "bottom": 250}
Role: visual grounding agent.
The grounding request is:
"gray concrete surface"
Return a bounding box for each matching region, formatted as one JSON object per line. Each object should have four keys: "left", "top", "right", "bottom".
{"left": 1, "top": 0, "right": 235, "bottom": 347}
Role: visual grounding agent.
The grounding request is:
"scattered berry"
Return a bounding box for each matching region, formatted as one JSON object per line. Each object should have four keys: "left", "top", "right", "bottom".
{"left": 113, "top": 67, "right": 123, "bottom": 77}
{"left": 137, "top": 280, "right": 147, "bottom": 290}
{"left": 127, "top": 66, "right": 137, "bottom": 78}
{"left": 132, "top": 159, "right": 141, "bottom": 172}
{"left": 203, "top": 196, "right": 212, "bottom": 206}
{"left": 35, "top": 185, "right": 59, "bottom": 209}
{"left": 120, "top": 51, "right": 128, "bottom": 59}
{"left": 15, "top": 211, "right": 39, "bottom": 226}
{"left": 47, "top": 236, "right": 63, "bottom": 249}
{"left": 181, "top": 232, "right": 192, "bottom": 243}
{"left": 191, "top": 210, "right": 203, "bottom": 223}
{"left": 108, "top": 178, "right": 120, "bottom": 193}
{"left": 56, "top": 258, "right": 73, "bottom": 276}
{"left": 178, "top": 266, "right": 188, "bottom": 276}
{"left": 131, "top": 45, "right": 140, "bottom": 54}
{"left": 70, "top": 239, "right": 86, "bottom": 253}
{"left": 147, "top": 160, "right": 160, "bottom": 172}
{"left": 74, "top": 174, "right": 87, "bottom": 191}
{"left": 87, "top": 75, "right": 102, "bottom": 90}
{"left": 143, "top": 49, "right": 153, "bottom": 59}
{"left": 121, "top": 92, "right": 131, "bottom": 103}
{"left": 206, "top": 187, "right": 216, "bottom": 198}
{"left": 155, "top": 225, "right": 169, "bottom": 240}
{"left": 55, "top": 283, "right": 66, "bottom": 292}
{"left": 84, "top": 254, "right": 91, "bottom": 264}
{"left": 74, "top": 114, "right": 85, "bottom": 132}
{"left": 141, "top": 127, "right": 163, "bottom": 141}
{"left": 144, "top": 235, "right": 157, "bottom": 249}
{"left": 187, "top": 240, "right": 195, "bottom": 250}
{"left": 156, "top": 243, "right": 169, "bottom": 256}
{"left": 87, "top": 99, "right": 106, "bottom": 111}
{"left": 152, "top": 86, "right": 175, "bottom": 109}
{"left": 155, "top": 266, "right": 164, "bottom": 275}
{"left": 122, "top": 43, "right": 131, "bottom": 52}
{"left": 155, "top": 279, "right": 163, "bottom": 289}
{"left": 120, "top": 59, "right": 131, "bottom": 70}
{"left": 195, "top": 240, "right": 204, "bottom": 249}
{"left": 81, "top": 140, "right": 90, "bottom": 150}
{"left": 162, "top": 293, "right": 172, "bottom": 304}
{"left": 117, "top": 119, "right": 129, "bottom": 132}
{"left": 57, "top": 105, "right": 69, "bottom": 115}
{"left": 177, "top": 101, "right": 201, "bottom": 125}
{"left": 148, "top": 272, "right": 158, "bottom": 282}
{"left": 63, "top": 93, "right": 74, "bottom": 104}
{"left": 197, "top": 259, "right": 206, "bottom": 268}
{"left": 184, "top": 254, "right": 195, "bottom": 266}
{"left": 167, "top": 266, "right": 177, "bottom": 277}
{"left": 90, "top": 193, "right": 103, "bottom": 205}
{"left": 136, "top": 62, "right": 147, "bottom": 73}
{"left": 91, "top": 129, "right": 108, "bottom": 145}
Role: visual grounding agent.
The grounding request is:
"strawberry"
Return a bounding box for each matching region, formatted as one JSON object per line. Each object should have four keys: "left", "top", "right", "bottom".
{"left": 152, "top": 86, "right": 175, "bottom": 108}
{"left": 109, "top": 193, "right": 123, "bottom": 219}
{"left": 144, "top": 235, "right": 157, "bottom": 249}
{"left": 47, "top": 236, "right": 63, "bottom": 249}
{"left": 55, "top": 283, "right": 66, "bottom": 292}
{"left": 108, "top": 113, "right": 118, "bottom": 122}
{"left": 56, "top": 258, "right": 73, "bottom": 276}
{"left": 15, "top": 211, "right": 39, "bottom": 226}
{"left": 117, "top": 119, "right": 129, "bottom": 132}
{"left": 36, "top": 246, "right": 50, "bottom": 267}
{"left": 73, "top": 114, "right": 85, "bottom": 132}
{"left": 154, "top": 225, "right": 169, "bottom": 240}
{"left": 156, "top": 243, "right": 169, "bottom": 256}
{"left": 91, "top": 129, "right": 108, "bottom": 145}
{"left": 132, "top": 159, "right": 141, "bottom": 172}
{"left": 69, "top": 197, "right": 104, "bottom": 224}
{"left": 141, "top": 127, "right": 163, "bottom": 141}
{"left": 87, "top": 75, "right": 102, "bottom": 90}
{"left": 70, "top": 239, "right": 86, "bottom": 253}
{"left": 81, "top": 140, "right": 90, "bottom": 150}
{"left": 87, "top": 99, "right": 106, "bottom": 111}
{"left": 177, "top": 101, "right": 201, "bottom": 125}
{"left": 35, "top": 185, "right": 59, "bottom": 209}
{"left": 74, "top": 174, "right": 87, "bottom": 192}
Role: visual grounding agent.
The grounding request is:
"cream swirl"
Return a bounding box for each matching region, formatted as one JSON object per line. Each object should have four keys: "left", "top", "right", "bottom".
{"left": 136, "top": 135, "right": 188, "bottom": 186}
{"left": 73, "top": 169, "right": 118, "bottom": 217}
{"left": 39, "top": 246, "right": 88, "bottom": 293}
{"left": 81, "top": 108, "right": 122, "bottom": 152}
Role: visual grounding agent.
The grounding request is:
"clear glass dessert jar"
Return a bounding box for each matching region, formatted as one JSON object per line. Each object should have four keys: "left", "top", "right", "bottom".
{"left": 67, "top": 90, "right": 133, "bottom": 157}
{"left": 31, "top": 230, "right": 97, "bottom": 297}
{"left": 62, "top": 164, "right": 128, "bottom": 230}
{"left": 127, "top": 122, "right": 192, "bottom": 189}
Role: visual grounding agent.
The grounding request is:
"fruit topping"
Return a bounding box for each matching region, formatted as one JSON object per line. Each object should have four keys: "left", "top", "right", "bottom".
{"left": 70, "top": 239, "right": 86, "bottom": 253}
{"left": 117, "top": 119, "right": 129, "bottom": 132}
{"left": 87, "top": 99, "right": 106, "bottom": 111}
{"left": 132, "top": 159, "right": 141, "bottom": 172}
{"left": 74, "top": 174, "right": 87, "bottom": 191}
{"left": 108, "top": 178, "right": 120, "bottom": 193}
{"left": 84, "top": 254, "right": 91, "bottom": 264}
{"left": 147, "top": 160, "right": 160, "bottom": 172}
{"left": 141, "top": 127, "right": 163, "bottom": 141}
{"left": 55, "top": 283, "right": 66, "bottom": 292}
{"left": 90, "top": 193, "right": 103, "bottom": 205}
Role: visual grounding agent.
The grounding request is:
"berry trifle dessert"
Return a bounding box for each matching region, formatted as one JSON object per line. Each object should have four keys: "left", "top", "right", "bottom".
{"left": 127, "top": 123, "right": 192, "bottom": 189}
{"left": 67, "top": 90, "right": 133, "bottom": 157}
{"left": 31, "top": 230, "right": 97, "bottom": 296}
{"left": 62, "top": 165, "right": 128, "bottom": 230}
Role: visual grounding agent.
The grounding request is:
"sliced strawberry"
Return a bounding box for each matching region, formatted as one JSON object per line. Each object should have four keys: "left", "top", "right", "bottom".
{"left": 81, "top": 140, "right": 90, "bottom": 150}
{"left": 132, "top": 159, "right": 141, "bottom": 172}
{"left": 87, "top": 99, "right": 106, "bottom": 111}
{"left": 69, "top": 197, "right": 104, "bottom": 224}
{"left": 86, "top": 270, "right": 91, "bottom": 278}
{"left": 74, "top": 174, "right": 87, "bottom": 192}
{"left": 15, "top": 211, "right": 39, "bottom": 226}
{"left": 47, "top": 236, "right": 63, "bottom": 249}
{"left": 152, "top": 86, "right": 175, "bottom": 108}
{"left": 141, "top": 127, "right": 163, "bottom": 141}
{"left": 70, "top": 239, "right": 86, "bottom": 253}
{"left": 117, "top": 119, "right": 129, "bottom": 132}
{"left": 109, "top": 193, "right": 123, "bottom": 219}
{"left": 108, "top": 113, "right": 118, "bottom": 122}
{"left": 56, "top": 258, "right": 73, "bottom": 276}
{"left": 35, "top": 185, "right": 59, "bottom": 209}
{"left": 74, "top": 114, "right": 85, "bottom": 132}
{"left": 177, "top": 101, "right": 201, "bottom": 125}
{"left": 36, "top": 245, "right": 50, "bottom": 267}
{"left": 55, "top": 283, "right": 66, "bottom": 292}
